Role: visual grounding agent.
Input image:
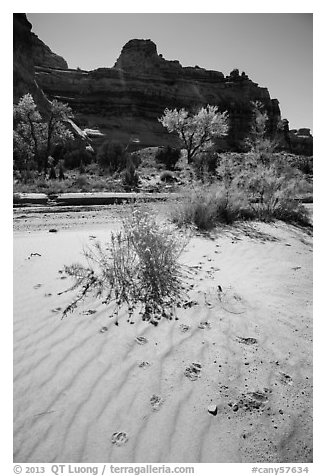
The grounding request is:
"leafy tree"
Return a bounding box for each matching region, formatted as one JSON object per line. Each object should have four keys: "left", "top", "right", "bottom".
{"left": 158, "top": 105, "right": 228, "bottom": 164}
{"left": 13, "top": 93, "right": 74, "bottom": 174}
{"left": 245, "top": 101, "right": 276, "bottom": 163}
{"left": 44, "top": 99, "right": 74, "bottom": 172}
{"left": 13, "top": 93, "right": 46, "bottom": 172}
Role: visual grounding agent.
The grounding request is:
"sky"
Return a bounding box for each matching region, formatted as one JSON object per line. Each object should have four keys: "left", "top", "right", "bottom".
{"left": 26, "top": 13, "right": 313, "bottom": 132}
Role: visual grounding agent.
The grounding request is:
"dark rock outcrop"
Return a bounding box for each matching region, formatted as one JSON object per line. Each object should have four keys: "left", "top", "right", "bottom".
{"left": 14, "top": 20, "right": 310, "bottom": 153}
{"left": 13, "top": 14, "right": 58, "bottom": 114}
{"left": 33, "top": 38, "right": 282, "bottom": 149}
{"left": 31, "top": 33, "right": 68, "bottom": 69}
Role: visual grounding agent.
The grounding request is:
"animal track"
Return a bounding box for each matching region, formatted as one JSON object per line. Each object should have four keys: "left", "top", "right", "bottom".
{"left": 179, "top": 324, "right": 191, "bottom": 333}
{"left": 135, "top": 336, "right": 148, "bottom": 345}
{"left": 184, "top": 362, "right": 202, "bottom": 381}
{"left": 111, "top": 432, "right": 128, "bottom": 446}
{"left": 279, "top": 372, "right": 293, "bottom": 385}
{"left": 150, "top": 394, "right": 164, "bottom": 411}
{"left": 236, "top": 336, "right": 258, "bottom": 345}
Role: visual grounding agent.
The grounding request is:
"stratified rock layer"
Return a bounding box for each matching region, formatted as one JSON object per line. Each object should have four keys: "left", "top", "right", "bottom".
{"left": 34, "top": 39, "right": 281, "bottom": 149}
{"left": 31, "top": 33, "right": 68, "bottom": 69}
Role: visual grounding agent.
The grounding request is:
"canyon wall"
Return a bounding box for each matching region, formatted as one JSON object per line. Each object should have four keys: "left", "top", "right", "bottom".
{"left": 14, "top": 15, "right": 311, "bottom": 153}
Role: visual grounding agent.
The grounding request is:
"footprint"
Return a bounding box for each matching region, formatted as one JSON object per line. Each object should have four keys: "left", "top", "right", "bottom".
{"left": 184, "top": 362, "right": 202, "bottom": 381}
{"left": 51, "top": 307, "right": 62, "bottom": 313}
{"left": 135, "top": 336, "right": 148, "bottom": 345}
{"left": 231, "top": 388, "right": 271, "bottom": 412}
{"left": 138, "top": 361, "right": 151, "bottom": 368}
{"left": 236, "top": 336, "right": 258, "bottom": 345}
{"left": 150, "top": 394, "right": 164, "bottom": 411}
{"left": 279, "top": 372, "right": 293, "bottom": 385}
{"left": 111, "top": 432, "right": 128, "bottom": 446}
{"left": 198, "top": 321, "right": 211, "bottom": 330}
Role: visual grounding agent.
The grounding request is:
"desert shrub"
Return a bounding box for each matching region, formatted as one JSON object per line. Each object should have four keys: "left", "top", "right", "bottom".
{"left": 288, "top": 155, "right": 313, "bottom": 175}
{"left": 155, "top": 146, "right": 181, "bottom": 170}
{"left": 85, "top": 162, "right": 100, "bottom": 175}
{"left": 216, "top": 153, "right": 311, "bottom": 226}
{"left": 160, "top": 171, "right": 175, "bottom": 182}
{"left": 73, "top": 175, "right": 89, "bottom": 191}
{"left": 122, "top": 161, "right": 140, "bottom": 191}
{"left": 171, "top": 186, "right": 251, "bottom": 230}
{"left": 130, "top": 151, "right": 142, "bottom": 169}
{"left": 192, "top": 150, "right": 220, "bottom": 181}
{"left": 64, "top": 148, "right": 93, "bottom": 170}
{"left": 97, "top": 141, "right": 127, "bottom": 172}
{"left": 61, "top": 208, "right": 189, "bottom": 325}
{"left": 241, "top": 164, "right": 310, "bottom": 224}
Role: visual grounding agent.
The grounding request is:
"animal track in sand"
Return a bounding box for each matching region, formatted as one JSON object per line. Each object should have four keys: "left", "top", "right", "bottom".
{"left": 135, "top": 336, "right": 148, "bottom": 345}
{"left": 279, "top": 372, "right": 293, "bottom": 385}
{"left": 179, "top": 324, "right": 191, "bottom": 333}
{"left": 184, "top": 362, "right": 202, "bottom": 381}
{"left": 236, "top": 336, "right": 258, "bottom": 345}
{"left": 111, "top": 432, "right": 128, "bottom": 446}
{"left": 230, "top": 388, "right": 272, "bottom": 412}
{"left": 138, "top": 361, "right": 151, "bottom": 368}
{"left": 51, "top": 307, "right": 62, "bottom": 313}
{"left": 82, "top": 309, "right": 97, "bottom": 315}
{"left": 150, "top": 394, "right": 164, "bottom": 411}
{"left": 198, "top": 321, "right": 211, "bottom": 330}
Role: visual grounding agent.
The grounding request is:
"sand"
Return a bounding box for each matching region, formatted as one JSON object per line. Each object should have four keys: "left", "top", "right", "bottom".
{"left": 13, "top": 210, "right": 313, "bottom": 463}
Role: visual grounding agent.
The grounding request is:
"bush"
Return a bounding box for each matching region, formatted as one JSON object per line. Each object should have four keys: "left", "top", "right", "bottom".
{"left": 122, "top": 161, "right": 140, "bottom": 191}
{"left": 62, "top": 208, "right": 189, "bottom": 325}
{"left": 73, "top": 175, "right": 89, "bottom": 191}
{"left": 171, "top": 186, "right": 251, "bottom": 230}
{"left": 288, "top": 155, "right": 313, "bottom": 175}
{"left": 64, "top": 148, "right": 93, "bottom": 170}
{"left": 97, "top": 141, "right": 127, "bottom": 172}
{"left": 217, "top": 153, "right": 311, "bottom": 226}
{"left": 160, "top": 171, "right": 175, "bottom": 182}
{"left": 155, "top": 146, "right": 181, "bottom": 170}
{"left": 242, "top": 164, "right": 310, "bottom": 223}
{"left": 193, "top": 150, "right": 220, "bottom": 181}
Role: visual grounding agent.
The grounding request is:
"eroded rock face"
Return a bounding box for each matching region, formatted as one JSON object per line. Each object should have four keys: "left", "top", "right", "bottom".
{"left": 31, "top": 33, "right": 68, "bottom": 69}
{"left": 15, "top": 20, "right": 300, "bottom": 150}
{"left": 33, "top": 38, "right": 282, "bottom": 148}
{"left": 13, "top": 14, "right": 56, "bottom": 115}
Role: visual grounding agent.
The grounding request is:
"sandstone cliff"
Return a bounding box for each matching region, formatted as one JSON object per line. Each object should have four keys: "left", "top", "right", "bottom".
{"left": 13, "top": 14, "right": 42, "bottom": 105}
{"left": 31, "top": 32, "right": 68, "bottom": 69}
{"left": 14, "top": 18, "right": 310, "bottom": 153}
{"left": 33, "top": 38, "right": 281, "bottom": 149}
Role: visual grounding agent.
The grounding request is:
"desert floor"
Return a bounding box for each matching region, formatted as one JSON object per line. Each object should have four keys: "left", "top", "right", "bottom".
{"left": 13, "top": 204, "right": 313, "bottom": 463}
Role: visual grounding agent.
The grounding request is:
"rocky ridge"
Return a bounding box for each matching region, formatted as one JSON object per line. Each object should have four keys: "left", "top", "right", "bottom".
{"left": 14, "top": 16, "right": 312, "bottom": 153}
{"left": 33, "top": 38, "right": 281, "bottom": 148}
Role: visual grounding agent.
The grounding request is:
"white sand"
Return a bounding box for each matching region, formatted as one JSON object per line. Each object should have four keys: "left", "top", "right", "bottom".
{"left": 13, "top": 217, "right": 312, "bottom": 463}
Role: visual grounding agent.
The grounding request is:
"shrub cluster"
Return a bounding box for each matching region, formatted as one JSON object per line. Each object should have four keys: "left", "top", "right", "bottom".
{"left": 62, "top": 208, "right": 189, "bottom": 325}
{"left": 97, "top": 141, "right": 128, "bottom": 172}
{"left": 172, "top": 152, "right": 311, "bottom": 230}
{"left": 122, "top": 161, "right": 140, "bottom": 191}
{"left": 63, "top": 148, "right": 93, "bottom": 170}
{"left": 155, "top": 146, "right": 181, "bottom": 170}
{"left": 171, "top": 186, "right": 251, "bottom": 231}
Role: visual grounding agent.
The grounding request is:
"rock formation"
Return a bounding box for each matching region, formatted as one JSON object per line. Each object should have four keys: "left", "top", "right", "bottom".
{"left": 13, "top": 14, "right": 46, "bottom": 108}
{"left": 14, "top": 17, "right": 311, "bottom": 153}
{"left": 30, "top": 33, "right": 68, "bottom": 70}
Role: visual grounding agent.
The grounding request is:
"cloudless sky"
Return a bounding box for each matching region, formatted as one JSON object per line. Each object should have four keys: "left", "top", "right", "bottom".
{"left": 27, "top": 13, "right": 313, "bottom": 132}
